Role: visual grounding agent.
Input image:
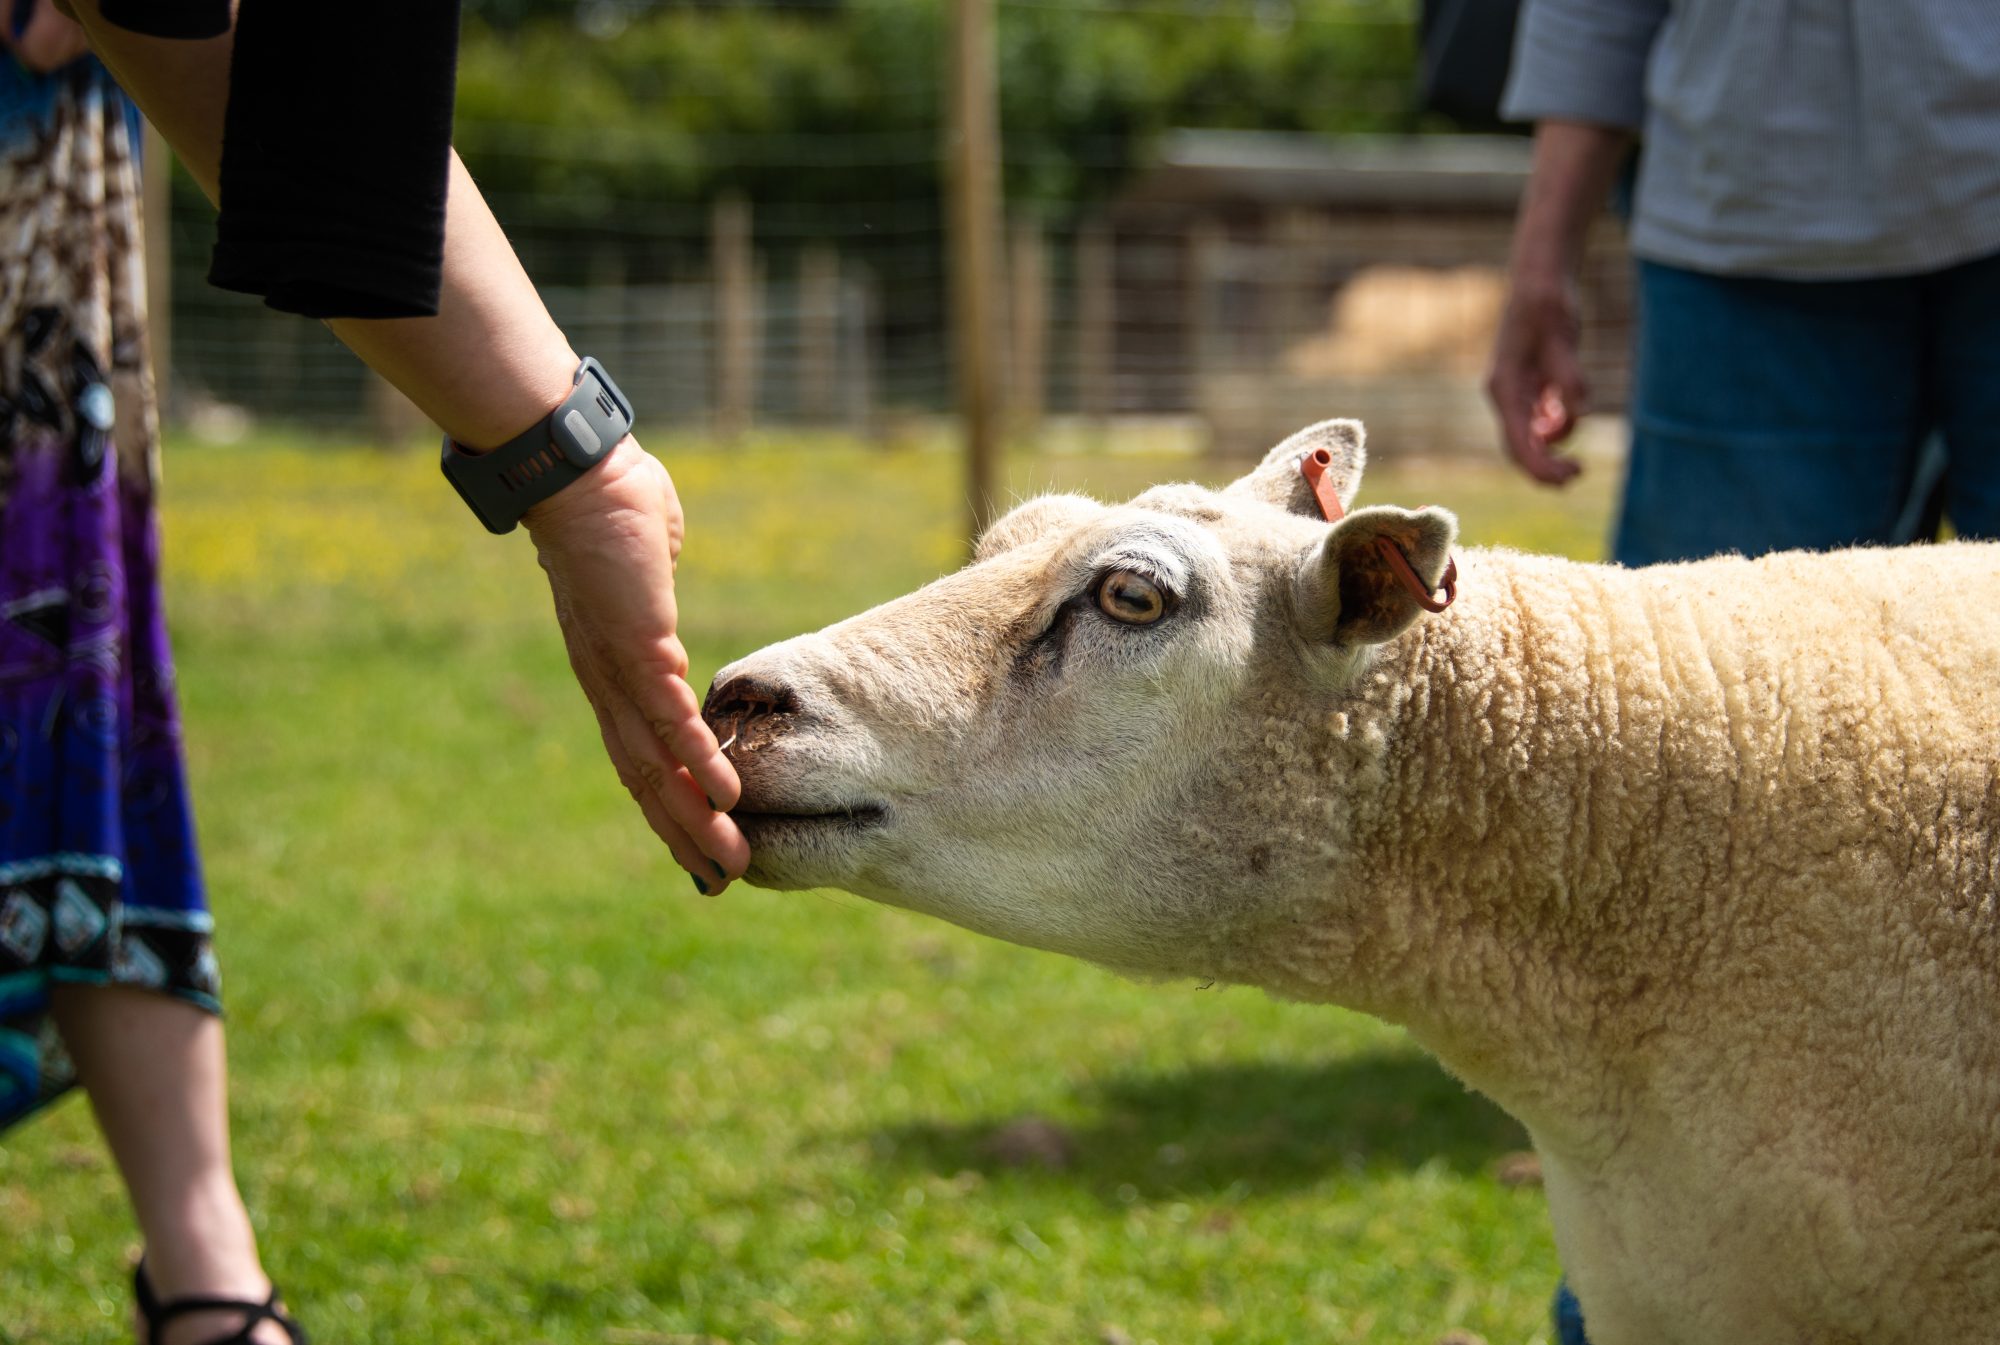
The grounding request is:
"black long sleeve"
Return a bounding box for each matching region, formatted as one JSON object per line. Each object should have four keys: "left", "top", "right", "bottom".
{"left": 207, "top": 0, "right": 460, "bottom": 318}
{"left": 100, "top": 0, "right": 229, "bottom": 39}
{"left": 103, "top": 0, "right": 461, "bottom": 319}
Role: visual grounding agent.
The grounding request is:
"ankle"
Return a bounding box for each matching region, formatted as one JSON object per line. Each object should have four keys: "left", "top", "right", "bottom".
{"left": 138, "top": 1188, "right": 270, "bottom": 1303}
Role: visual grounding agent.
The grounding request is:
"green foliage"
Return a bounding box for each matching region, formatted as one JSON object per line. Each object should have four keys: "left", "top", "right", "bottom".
{"left": 1, "top": 432, "right": 1612, "bottom": 1343}
{"left": 454, "top": 0, "right": 1421, "bottom": 232}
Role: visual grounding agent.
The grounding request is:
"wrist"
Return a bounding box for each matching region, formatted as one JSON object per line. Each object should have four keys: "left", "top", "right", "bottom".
{"left": 435, "top": 340, "right": 580, "bottom": 454}
{"left": 440, "top": 355, "right": 633, "bottom": 535}
{"left": 1508, "top": 269, "right": 1579, "bottom": 311}
{"left": 521, "top": 434, "right": 648, "bottom": 536}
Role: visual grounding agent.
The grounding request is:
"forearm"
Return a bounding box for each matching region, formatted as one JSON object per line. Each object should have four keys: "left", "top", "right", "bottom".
{"left": 328, "top": 154, "right": 577, "bottom": 450}
{"left": 1508, "top": 120, "right": 1632, "bottom": 291}
{"left": 69, "top": 0, "right": 573, "bottom": 448}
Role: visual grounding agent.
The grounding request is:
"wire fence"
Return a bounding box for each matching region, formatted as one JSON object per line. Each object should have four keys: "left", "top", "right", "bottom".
{"left": 158, "top": 3, "right": 1635, "bottom": 459}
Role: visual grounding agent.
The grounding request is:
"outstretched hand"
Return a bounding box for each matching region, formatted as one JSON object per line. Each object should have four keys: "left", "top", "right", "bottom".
{"left": 525, "top": 438, "right": 748, "bottom": 893}
{"left": 1486, "top": 276, "right": 1589, "bottom": 486}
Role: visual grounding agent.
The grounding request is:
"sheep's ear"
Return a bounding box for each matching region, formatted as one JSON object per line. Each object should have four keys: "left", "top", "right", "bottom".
{"left": 1224, "top": 419, "right": 1366, "bottom": 518}
{"left": 1294, "top": 505, "right": 1458, "bottom": 647}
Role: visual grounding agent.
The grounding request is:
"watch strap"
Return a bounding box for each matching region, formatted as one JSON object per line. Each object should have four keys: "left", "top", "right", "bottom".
{"left": 440, "top": 357, "right": 634, "bottom": 534}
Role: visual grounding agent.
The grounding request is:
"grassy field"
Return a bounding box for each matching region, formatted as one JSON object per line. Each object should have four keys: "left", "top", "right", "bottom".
{"left": 2, "top": 427, "right": 1619, "bottom": 1345}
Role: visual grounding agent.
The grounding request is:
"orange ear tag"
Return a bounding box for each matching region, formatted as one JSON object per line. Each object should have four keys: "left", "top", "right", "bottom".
{"left": 1299, "top": 448, "right": 1457, "bottom": 614}
{"left": 1300, "top": 446, "right": 1349, "bottom": 521}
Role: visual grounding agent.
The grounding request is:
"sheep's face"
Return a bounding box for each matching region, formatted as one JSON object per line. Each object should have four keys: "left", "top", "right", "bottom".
{"left": 704, "top": 420, "right": 1456, "bottom": 977}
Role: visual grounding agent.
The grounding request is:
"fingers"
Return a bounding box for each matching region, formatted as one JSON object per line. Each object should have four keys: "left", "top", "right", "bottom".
{"left": 624, "top": 652, "right": 743, "bottom": 814}
{"left": 579, "top": 689, "right": 704, "bottom": 875}
{"left": 1489, "top": 369, "right": 1578, "bottom": 487}
{"left": 609, "top": 689, "right": 748, "bottom": 893}
{"left": 565, "top": 630, "right": 749, "bottom": 894}
{"left": 1488, "top": 357, "right": 1584, "bottom": 488}
{"left": 605, "top": 653, "right": 750, "bottom": 875}
{"left": 1488, "top": 280, "right": 1590, "bottom": 487}
{"left": 1539, "top": 338, "right": 1590, "bottom": 445}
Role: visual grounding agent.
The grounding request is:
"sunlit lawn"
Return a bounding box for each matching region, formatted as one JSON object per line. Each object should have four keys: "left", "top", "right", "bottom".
{"left": 2, "top": 423, "right": 1619, "bottom": 1344}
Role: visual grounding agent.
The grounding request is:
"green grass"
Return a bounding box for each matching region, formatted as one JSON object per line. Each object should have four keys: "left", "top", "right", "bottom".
{"left": 1, "top": 428, "right": 1618, "bottom": 1344}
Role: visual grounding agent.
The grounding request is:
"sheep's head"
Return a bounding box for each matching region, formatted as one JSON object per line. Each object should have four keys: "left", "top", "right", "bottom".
{"left": 704, "top": 420, "right": 1457, "bottom": 978}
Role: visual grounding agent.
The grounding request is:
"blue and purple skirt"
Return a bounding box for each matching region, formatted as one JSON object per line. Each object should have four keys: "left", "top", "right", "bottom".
{"left": 0, "top": 59, "right": 219, "bottom": 1128}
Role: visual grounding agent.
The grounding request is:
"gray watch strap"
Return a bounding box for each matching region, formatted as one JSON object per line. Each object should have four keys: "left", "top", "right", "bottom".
{"left": 439, "top": 357, "right": 634, "bottom": 534}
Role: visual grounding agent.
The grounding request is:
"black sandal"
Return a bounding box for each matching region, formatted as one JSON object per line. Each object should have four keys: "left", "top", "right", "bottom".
{"left": 134, "top": 1259, "right": 309, "bottom": 1345}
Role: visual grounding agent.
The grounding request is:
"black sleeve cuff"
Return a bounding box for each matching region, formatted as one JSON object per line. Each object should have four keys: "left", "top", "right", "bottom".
{"left": 99, "top": 0, "right": 232, "bottom": 38}
{"left": 206, "top": 239, "right": 444, "bottom": 320}
{"left": 207, "top": 0, "right": 460, "bottom": 320}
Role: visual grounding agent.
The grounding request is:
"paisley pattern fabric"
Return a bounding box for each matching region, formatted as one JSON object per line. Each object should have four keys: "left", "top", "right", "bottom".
{"left": 0, "top": 57, "right": 218, "bottom": 1128}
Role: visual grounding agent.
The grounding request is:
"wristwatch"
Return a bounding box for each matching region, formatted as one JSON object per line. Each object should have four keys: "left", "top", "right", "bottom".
{"left": 439, "top": 357, "right": 635, "bottom": 534}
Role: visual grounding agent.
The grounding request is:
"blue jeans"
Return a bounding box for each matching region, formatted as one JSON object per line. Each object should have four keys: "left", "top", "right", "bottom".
{"left": 1616, "top": 251, "right": 2000, "bottom": 565}
{"left": 1553, "top": 1279, "right": 1589, "bottom": 1345}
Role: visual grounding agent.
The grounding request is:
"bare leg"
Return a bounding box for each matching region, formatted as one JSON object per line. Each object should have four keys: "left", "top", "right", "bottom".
{"left": 50, "top": 984, "right": 292, "bottom": 1345}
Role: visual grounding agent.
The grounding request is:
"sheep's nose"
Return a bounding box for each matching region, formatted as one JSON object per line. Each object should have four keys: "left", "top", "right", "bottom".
{"left": 703, "top": 671, "right": 802, "bottom": 751}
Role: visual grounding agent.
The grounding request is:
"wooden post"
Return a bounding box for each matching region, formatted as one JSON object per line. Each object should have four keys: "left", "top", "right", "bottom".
{"left": 1276, "top": 210, "right": 1327, "bottom": 357}
{"left": 1008, "top": 215, "right": 1046, "bottom": 439}
{"left": 800, "top": 244, "right": 840, "bottom": 425}
{"left": 712, "top": 192, "right": 755, "bottom": 443}
{"left": 1075, "top": 219, "right": 1113, "bottom": 422}
{"left": 846, "top": 266, "right": 879, "bottom": 435}
{"left": 945, "top": 0, "right": 1003, "bottom": 535}
{"left": 141, "top": 122, "right": 172, "bottom": 427}
{"left": 1184, "top": 217, "right": 1224, "bottom": 383}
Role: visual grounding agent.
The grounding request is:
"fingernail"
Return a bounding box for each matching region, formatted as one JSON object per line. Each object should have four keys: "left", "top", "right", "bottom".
{"left": 709, "top": 861, "right": 728, "bottom": 885}
{"left": 707, "top": 795, "right": 720, "bottom": 811}
{"left": 690, "top": 873, "right": 709, "bottom": 895}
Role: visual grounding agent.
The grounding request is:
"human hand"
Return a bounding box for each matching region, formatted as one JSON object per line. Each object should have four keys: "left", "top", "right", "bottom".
{"left": 525, "top": 438, "right": 749, "bottom": 893}
{"left": 1486, "top": 274, "right": 1588, "bottom": 486}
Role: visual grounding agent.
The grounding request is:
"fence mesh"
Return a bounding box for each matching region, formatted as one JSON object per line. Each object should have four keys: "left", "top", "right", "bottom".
{"left": 157, "top": 1, "right": 1634, "bottom": 460}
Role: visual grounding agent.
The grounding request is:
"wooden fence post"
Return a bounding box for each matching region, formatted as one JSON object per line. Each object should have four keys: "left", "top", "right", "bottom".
{"left": 1009, "top": 215, "right": 1047, "bottom": 439}
{"left": 800, "top": 244, "right": 840, "bottom": 426}
{"left": 713, "top": 193, "right": 755, "bottom": 443}
{"left": 1075, "top": 219, "right": 1113, "bottom": 422}
{"left": 846, "top": 267, "right": 879, "bottom": 436}
{"left": 945, "top": 0, "right": 1003, "bottom": 535}
{"left": 1185, "top": 217, "right": 1224, "bottom": 384}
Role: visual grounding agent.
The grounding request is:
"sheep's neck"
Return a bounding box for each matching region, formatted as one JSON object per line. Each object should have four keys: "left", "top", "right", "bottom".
{"left": 1238, "top": 552, "right": 1722, "bottom": 1144}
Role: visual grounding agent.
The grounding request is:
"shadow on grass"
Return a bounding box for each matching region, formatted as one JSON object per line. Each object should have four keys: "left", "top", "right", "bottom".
{"left": 862, "top": 1048, "right": 1529, "bottom": 1200}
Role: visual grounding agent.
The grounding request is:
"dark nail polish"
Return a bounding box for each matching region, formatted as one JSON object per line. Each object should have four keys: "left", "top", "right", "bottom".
{"left": 707, "top": 795, "right": 720, "bottom": 811}
{"left": 691, "top": 873, "right": 709, "bottom": 895}
{"left": 709, "top": 861, "right": 728, "bottom": 885}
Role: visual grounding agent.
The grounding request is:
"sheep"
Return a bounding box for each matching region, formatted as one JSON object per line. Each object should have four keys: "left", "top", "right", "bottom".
{"left": 703, "top": 419, "right": 2000, "bottom": 1345}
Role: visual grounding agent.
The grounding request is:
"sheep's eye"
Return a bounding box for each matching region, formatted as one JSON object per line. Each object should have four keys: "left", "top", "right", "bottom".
{"left": 1095, "top": 569, "right": 1167, "bottom": 626}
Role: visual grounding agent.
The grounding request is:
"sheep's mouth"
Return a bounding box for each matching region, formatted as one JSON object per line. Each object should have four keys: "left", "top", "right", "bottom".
{"left": 732, "top": 800, "right": 888, "bottom": 889}
{"left": 731, "top": 803, "right": 888, "bottom": 834}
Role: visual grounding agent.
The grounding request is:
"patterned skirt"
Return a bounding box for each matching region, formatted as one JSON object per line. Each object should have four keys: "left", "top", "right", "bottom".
{"left": 0, "top": 60, "right": 219, "bottom": 1128}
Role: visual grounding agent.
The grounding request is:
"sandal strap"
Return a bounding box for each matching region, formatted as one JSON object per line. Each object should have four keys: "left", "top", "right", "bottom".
{"left": 135, "top": 1261, "right": 309, "bottom": 1344}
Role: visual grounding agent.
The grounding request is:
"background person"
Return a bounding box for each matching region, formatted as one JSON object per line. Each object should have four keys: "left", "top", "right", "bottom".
{"left": 1486, "top": 0, "right": 2000, "bottom": 566}
{"left": 0, "top": 2, "right": 308, "bottom": 1340}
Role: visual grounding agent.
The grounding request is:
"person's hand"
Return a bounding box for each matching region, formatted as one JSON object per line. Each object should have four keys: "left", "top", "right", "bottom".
{"left": 1487, "top": 272, "right": 1588, "bottom": 486}
{"left": 524, "top": 438, "right": 748, "bottom": 894}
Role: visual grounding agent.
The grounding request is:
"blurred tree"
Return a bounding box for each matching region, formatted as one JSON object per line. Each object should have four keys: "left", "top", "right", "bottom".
{"left": 452, "top": 0, "right": 1420, "bottom": 248}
